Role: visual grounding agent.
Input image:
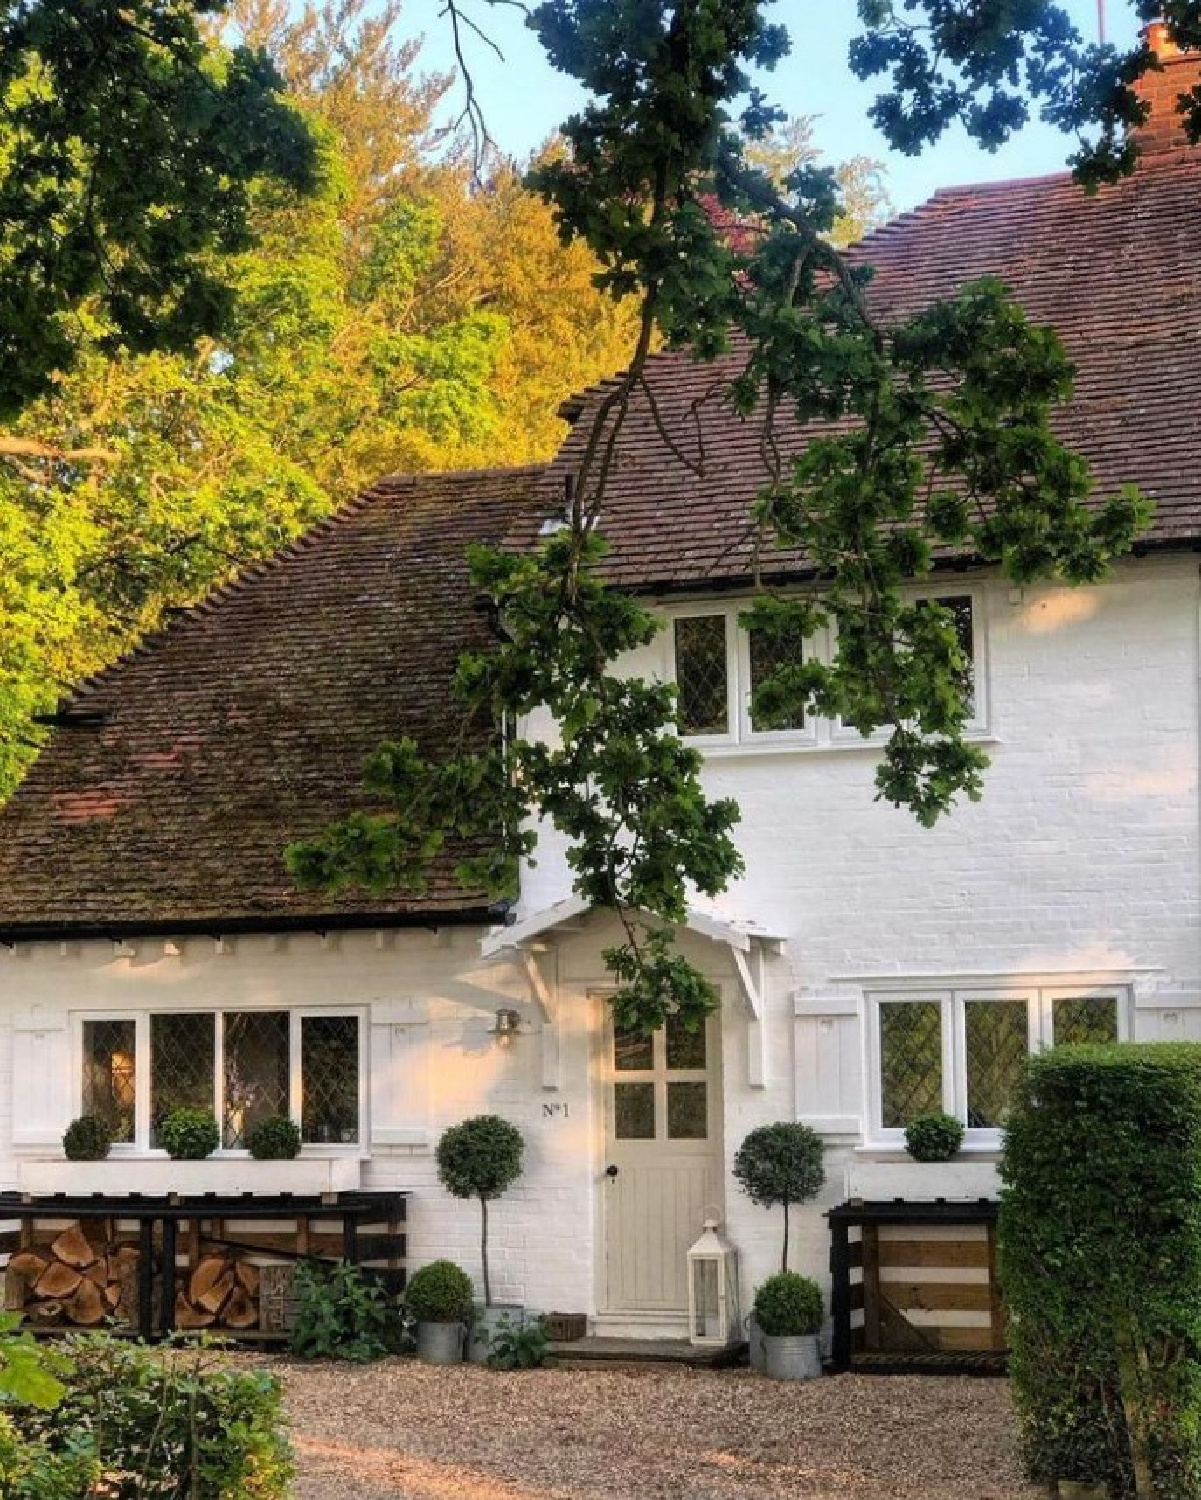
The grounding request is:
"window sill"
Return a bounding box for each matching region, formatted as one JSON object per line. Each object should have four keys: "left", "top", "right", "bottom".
{"left": 18, "top": 1155, "right": 363, "bottom": 1198}
{"left": 854, "top": 1142, "right": 1002, "bottom": 1158}
{"left": 691, "top": 733, "right": 1000, "bottom": 762}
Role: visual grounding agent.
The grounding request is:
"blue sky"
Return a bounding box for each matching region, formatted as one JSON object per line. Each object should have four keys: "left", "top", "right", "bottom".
{"left": 405, "top": 0, "right": 1143, "bottom": 212}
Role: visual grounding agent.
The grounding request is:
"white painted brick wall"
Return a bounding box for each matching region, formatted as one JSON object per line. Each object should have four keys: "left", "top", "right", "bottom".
{"left": 1, "top": 557, "right": 1198, "bottom": 1319}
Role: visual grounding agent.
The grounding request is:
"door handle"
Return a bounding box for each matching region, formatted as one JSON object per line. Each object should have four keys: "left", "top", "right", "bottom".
{"left": 605, "top": 1163, "right": 619, "bottom": 1178}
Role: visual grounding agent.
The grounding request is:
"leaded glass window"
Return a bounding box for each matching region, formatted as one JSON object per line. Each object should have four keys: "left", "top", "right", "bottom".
{"left": 748, "top": 627, "right": 806, "bottom": 732}
{"left": 301, "top": 1015, "right": 360, "bottom": 1144}
{"left": 1053, "top": 995, "right": 1118, "bottom": 1046}
{"left": 82, "top": 1020, "right": 137, "bottom": 1144}
{"left": 879, "top": 1001, "right": 943, "bottom": 1128}
{"left": 150, "top": 1013, "right": 216, "bottom": 1148}
{"left": 673, "top": 615, "right": 729, "bottom": 736}
{"left": 223, "top": 1011, "right": 289, "bottom": 1149}
{"left": 916, "top": 594, "right": 975, "bottom": 713}
{"left": 965, "top": 1000, "right": 1028, "bottom": 1128}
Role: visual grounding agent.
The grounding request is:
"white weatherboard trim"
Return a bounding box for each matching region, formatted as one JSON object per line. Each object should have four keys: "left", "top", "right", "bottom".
{"left": 20, "top": 1156, "right": 362, "bottom": 1198}
{"left": 482, "top": 896, "right": 785, "bottom": 957}
{"left": 846, "top": 1160, "right": 1001, "bottom": 1202}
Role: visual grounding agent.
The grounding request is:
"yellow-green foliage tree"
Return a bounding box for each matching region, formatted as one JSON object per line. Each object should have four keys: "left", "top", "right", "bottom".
{"left": 0, "top": 2, "right": 645, "bottom": 796}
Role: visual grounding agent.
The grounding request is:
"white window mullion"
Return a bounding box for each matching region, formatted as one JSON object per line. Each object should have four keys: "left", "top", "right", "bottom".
{"left": 136, "top": 1015, "right": 152, "bottom": 1152}
{"left": 358, "top": 1008, "right": 369, "bottom": 1150}
{"left": 289, "top": 1012, "right": 303, "bottom": 1129}
{"left": 214, "top": 1011, "right": 226, "bottom": 1151}
{"left": 948, "top": 994, "right": 967, "bottom": 1123}
{"left": 1030, "top": 993, "right": 1048, "bottom": 1052}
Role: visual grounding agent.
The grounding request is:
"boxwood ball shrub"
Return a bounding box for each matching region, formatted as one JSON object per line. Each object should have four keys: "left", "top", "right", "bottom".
{"left": 904, "top": 1110, "right": 965, "bottom": 1162}
{"left": 436, "top": 1115, "right": 524, "bottom": 1305}
{"left": 733, "top": 1122, "right": 825, "bottom": 1272}
{"left": 159, "top": 1107, "right": 220, "bottom": 1160}
{"left": 247, "top": 1114, "right": 302, "bottom": 1161}
{"left": 1000, "top": 1044, "right": 1201, "bottom": 1500}
{"left": 62, "top": 1115, "right": 112, "bottom": 1162}
{"left": 752, "top": 1272, "right": 823, "bottom": 1338}
{"left": 405, "top": 1260, "right": 475, "bottom": 1325}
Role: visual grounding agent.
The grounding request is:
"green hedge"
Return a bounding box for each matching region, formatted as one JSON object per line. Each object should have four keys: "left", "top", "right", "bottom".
{"left": 999, "top": 1044, "right": 1201, "bottom": 1499}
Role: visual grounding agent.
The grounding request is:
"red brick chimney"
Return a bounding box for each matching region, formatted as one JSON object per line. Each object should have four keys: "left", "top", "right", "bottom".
{"left": 1133, "top": 21, "right": 1201, "bottom": 153}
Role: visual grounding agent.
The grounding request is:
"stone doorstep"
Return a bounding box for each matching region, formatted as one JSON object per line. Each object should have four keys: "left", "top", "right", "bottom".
{"left": 546, "top": 1336, "right": 747, "bottom": 1371}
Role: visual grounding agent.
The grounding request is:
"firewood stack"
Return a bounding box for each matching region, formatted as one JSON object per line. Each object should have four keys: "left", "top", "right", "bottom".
{"left": 7, "top": 1223, "right": 139, "bottom": 1327}
{"left": 175, "top": 1251, "right": 259, "bottom": 1331}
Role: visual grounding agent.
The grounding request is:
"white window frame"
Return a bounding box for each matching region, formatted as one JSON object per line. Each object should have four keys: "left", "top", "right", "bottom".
{"left": 867, "top": 983, "right": 1131, "bottom": 1149}
{"left": 665, "top": 601, "right": 821, "bottom": 750}
{"left": 830, "top": 583, "right": 989, "bottom": 745}
{"left": 72, "top": 1004, "right": 367, "bottom": 1157}
{"left": 663, "top": 585, "right": 988, "bottom": 754}
{"left": 666, "top": 606, "right": 739, "bottom": 748}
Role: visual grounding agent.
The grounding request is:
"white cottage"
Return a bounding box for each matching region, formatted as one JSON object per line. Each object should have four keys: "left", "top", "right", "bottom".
{"left": 1, "top": 43, "right": 1200, "bottom": 1358}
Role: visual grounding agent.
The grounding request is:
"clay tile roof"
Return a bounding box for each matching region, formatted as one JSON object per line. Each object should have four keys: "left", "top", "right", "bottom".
{"left": 0, "top": 467, "right": 548, "bottom": 938}
{"left": 534, "top": 145, "right": 1201, "bottom": 591}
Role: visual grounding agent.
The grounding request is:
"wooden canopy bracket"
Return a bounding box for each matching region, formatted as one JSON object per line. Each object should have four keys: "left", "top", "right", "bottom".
{"left": 521, "top": 949, "right": 562, "bottom": 1092}
{"left": 731, "top": 942, "right": 768, "bottom": 1089}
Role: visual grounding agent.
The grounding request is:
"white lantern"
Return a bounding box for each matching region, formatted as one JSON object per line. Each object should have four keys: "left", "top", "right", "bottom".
{"left": 687, "top": 1212, "right": 740, "bottom": 1347}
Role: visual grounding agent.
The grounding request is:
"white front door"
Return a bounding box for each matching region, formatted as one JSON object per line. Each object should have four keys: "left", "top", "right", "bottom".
{"left": 599, "top": 1010, "right": 723, "bottom": 1321}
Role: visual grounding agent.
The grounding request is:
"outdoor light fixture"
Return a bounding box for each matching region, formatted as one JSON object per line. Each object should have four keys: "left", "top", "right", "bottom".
{"left": 490, "top": 1007, "right": 523, "bottom": 1046}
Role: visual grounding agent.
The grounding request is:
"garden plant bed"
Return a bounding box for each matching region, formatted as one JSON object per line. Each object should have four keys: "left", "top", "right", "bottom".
{"left": 254, "top": 1356, "right": 1040, "bottom": 1500}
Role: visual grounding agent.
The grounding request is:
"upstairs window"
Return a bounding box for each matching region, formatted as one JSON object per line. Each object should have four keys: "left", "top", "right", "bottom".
{"left": 667, "top": 589, "right": 985, "bottom": 751}
{"left": 672, "top": 614, "right": 731, "bottom": 737}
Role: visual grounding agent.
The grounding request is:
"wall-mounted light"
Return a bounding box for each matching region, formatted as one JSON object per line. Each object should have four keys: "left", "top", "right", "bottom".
{"left": 490, "top": 1008, "right": 523, "bottom": 1046}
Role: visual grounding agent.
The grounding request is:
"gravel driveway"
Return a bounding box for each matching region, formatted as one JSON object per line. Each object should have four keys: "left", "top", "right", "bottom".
{"left": 256, "top": 1358, "right": 1041, "bottom": 1500}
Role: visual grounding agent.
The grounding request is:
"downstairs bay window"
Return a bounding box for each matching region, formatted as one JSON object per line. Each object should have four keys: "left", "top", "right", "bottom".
{"left": 869, "top": 985, "right": 1127, "bottom": 1145}
{"left": 79, "top": 1008, "right": 364, "bottom": 1153}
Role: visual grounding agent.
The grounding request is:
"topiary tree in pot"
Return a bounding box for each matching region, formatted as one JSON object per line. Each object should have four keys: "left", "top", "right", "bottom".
{"left": 734, "top": 1121, "right": 826, "bottom": 1371}
{"left": 733, "top": 1122, "right": 826, "bottom": 1273}
{"left": 159, "top": 1108, "right": 220, "bottom": 1161}
{"left": 436, "top": 1115, "right": 525, "bottom": 1362}
{"left": 752, "top": 1271, "right": 824, "bottom": 1380}
{"left": 405, "top": 1259, "right": 475, "bottom": 1366}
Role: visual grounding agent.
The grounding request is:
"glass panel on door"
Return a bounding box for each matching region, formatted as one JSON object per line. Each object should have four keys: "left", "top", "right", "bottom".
{"left": 614, "top": 1083, "right": 656, "bottom": 1139}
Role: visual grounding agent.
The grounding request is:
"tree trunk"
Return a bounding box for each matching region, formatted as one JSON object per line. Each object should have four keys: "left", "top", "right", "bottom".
{"left": 1116, "top": 1318, "right": 1156, "bottom": 1500}
{"left": 782, "top": 1202, "right": 790, "bottom": 1274}
{"left": 481, "top": 1195, "right": 491, "bottom": 1306}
